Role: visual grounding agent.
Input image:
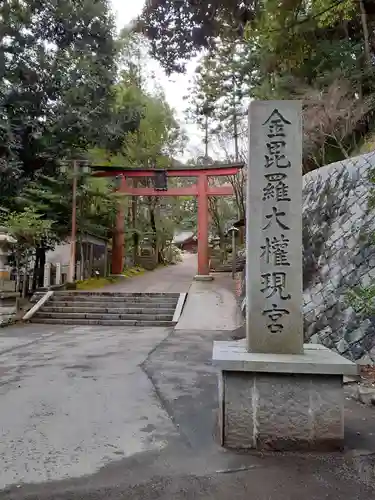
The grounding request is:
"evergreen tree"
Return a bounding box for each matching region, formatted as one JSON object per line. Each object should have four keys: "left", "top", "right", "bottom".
{"left": 0, "top": 0, "right": 118, "bottom": 207}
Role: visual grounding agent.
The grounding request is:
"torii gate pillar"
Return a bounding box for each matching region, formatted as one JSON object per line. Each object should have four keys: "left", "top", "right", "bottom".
{"left": 195, "top": 174, "right": 212, "bottom": 281}
{"left": 112, "top": 176, "right": 126, "bottom": 275}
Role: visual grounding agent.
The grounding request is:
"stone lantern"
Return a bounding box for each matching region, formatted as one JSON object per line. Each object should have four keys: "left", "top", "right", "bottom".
{"left": 0, "top": 226, "right": 19, "bottom": 326}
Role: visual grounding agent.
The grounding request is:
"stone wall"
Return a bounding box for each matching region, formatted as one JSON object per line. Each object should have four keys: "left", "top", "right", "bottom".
{"left": 239, "top": 152, "right": 375, "bottom": 363}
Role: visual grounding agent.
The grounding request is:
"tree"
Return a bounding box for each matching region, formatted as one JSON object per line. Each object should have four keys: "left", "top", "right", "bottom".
{"left": 17, "top": 169, "right": 117, "bottom": 288}
{"left": 1, "top": 208, "right": 53, "bottom": 296}
{"left": 148, "top": 1, "right": 375, "bottom": 171}
{"left": 0, "top": 0, "right": 118, "bottom": 208}
{"left": 137, "top": 0, "right": 258, "bottom": 73}
{"left": 187, "top": 37, "right": 257, "bottom": 160}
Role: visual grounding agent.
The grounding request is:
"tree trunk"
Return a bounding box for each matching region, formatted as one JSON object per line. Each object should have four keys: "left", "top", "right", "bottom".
{"left": 232, "top": 78, "right": 239, "bottom": 161}
{"left": 22, "top": 250, "right": 29, "bottom": 298}
{"left": 32, "top": 253, "right": 39, "bottom": 292}
{"left": 360, "top": 0, "right": 371, "bottom": 66}
{"left": 15, "top": 254, "right": 21, "bottom": 294}
{"left": 79, "top": 237, "right": 84, "bottom": 280}
{"left": 148, "top": 197, "right": 164, "bottom": 264}
{"left": 35, "top": 245, "right": 46, "bottom": 289}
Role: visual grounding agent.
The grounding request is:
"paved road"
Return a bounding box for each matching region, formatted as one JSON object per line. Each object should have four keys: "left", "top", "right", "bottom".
{"left": 101, "top": 253, "right": 197, "bottom": 293}
{"left": 0, "top": 324, "right": 176, "bottom": 489}
{"left": 1, "top": 322, "right": 375, "bottom": 499}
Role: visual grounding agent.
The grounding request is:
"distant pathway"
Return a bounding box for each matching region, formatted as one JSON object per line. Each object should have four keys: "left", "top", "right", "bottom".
{"left": 100, "top": 253, "right": 197, "bottom": 293}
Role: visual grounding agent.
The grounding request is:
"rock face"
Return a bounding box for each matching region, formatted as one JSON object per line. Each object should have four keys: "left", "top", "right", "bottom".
{"left": 239, "top": 152, "right": 375, "bottom": 363}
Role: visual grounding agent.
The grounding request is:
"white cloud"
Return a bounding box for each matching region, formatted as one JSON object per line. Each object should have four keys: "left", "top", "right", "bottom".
{"left": 110, "top": 0, "right": 204, "bottom": 162}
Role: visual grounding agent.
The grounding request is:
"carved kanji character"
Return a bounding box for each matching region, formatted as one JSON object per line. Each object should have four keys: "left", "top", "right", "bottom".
{"left": 265, "top": 140, "right": 291, "bottom": 169}
{"left": 263, "top": 173, "right": 291, "bottom": 202}
{"left": 263, "top": 109, "right": 291, "bottom": 139}
{"left": 261, "top": 234, "right": 290, "bottom": 266}
{"left": 262, "top": 303, "right": 290, "bottom": 333}
{"left": 263, "top": 206, "right": 290, "bottom": 231}
{"left": 260, "top": 272, "right": 291, "bottom": 300}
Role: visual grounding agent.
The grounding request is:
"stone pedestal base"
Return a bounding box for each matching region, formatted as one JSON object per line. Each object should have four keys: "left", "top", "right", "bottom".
{"left": 0, "top": 292, "right": 20, "bottom": 327}
{"left": 213, "top": 342, "right": 358, "bottom": 451}
{"left": 194, "top": 274, "right": 214, "bottom": 281}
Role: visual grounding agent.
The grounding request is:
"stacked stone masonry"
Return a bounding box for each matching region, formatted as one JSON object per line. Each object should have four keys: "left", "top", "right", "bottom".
{"left": 238, "top": 152, "right": 375, "bottom": 364}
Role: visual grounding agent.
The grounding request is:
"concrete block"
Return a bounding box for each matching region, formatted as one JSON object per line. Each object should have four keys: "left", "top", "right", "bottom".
{"left": 220, "top": 370, "right": 344, "bottom": 451}
{"left": 212, "top": 341, "right": 358, "bottom": 376}
{"left": 194, "top": 275, "right": 214, "bottom": 281}
{"left": 224, "top": 372, "right": 255, "bottom": 449}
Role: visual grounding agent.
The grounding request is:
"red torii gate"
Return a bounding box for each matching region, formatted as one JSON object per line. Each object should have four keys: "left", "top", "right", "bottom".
{"left": 92, "top": 162, "right": 244, "bottom": 279}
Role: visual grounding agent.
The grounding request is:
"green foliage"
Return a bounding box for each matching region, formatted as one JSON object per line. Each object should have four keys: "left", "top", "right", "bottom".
{"left": 347, "top": 285, "right": 375, "bottom": 316}
{"left": 187, "top": 38, "right": 256, "bottom": 138}
{"left": 138, "top": 0, "right": 257, "bottom": 73}
{"left": 1, "top": 207, "right": 53, "bottom": 267}
{"left": 0, "top": 4, "right": 192, "bottom": 279}
{"left": 346, "top": 165, "right": 375, "bottom": 315}
{"left": 0, "top": 0, "right": 117, "bottom": 207}
{"left": 149, "top": 0, "right": 375, "bottom": 172}
{"left": 18, "top": 171, "right": 117, "bottom": 243}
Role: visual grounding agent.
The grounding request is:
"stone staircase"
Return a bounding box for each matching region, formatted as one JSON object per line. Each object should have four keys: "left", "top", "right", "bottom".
{"left": 211, "top": 255, "right": 246, "bottom": 273}
{"left": 29, "top": 291, "right": 182, "bottom": 327}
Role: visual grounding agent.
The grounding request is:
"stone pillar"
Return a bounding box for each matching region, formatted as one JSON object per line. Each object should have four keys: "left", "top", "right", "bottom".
{"left": 76, "top": 261, "right": 81, "bottom": 281}
{"left": 246, "top": 101, "right": 303, "bottom": 354}
{"left": 212, "top": 101, "right": 357, "bottom": 452}
{"left": 0, "top": 226, "right": 16, "bottom": 283}
{"left": 0, "top": 247, "right": 9, "bottom": 281}
{"left": 55, "top": 263, "right": 62, "bottom": 285}
{"left": 44, "top": 263, "right": 51, "bottom": 288}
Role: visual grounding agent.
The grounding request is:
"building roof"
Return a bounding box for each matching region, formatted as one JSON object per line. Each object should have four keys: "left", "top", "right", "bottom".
{"left": 172, "top": 231, "right": 196, "bottom": 245}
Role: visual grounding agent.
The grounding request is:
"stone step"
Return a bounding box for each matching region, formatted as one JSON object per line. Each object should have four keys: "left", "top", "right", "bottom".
{"left": 32, "top": 292, "right": 179, "bottom": 302}
{"left": 53, "top": 292, "right": 179, "bottom": 298}
{"left": 41, "top": 306, "right": 176, "bottom": 315}
{"left": 34, "top": 312, "right": 173, "bottom": 321}
{"left": 49, "top": 300, "right": 177, "bottom": 309}
{"left": 31, "top": 318, "right": 174, "bottom": 327}
{"left": 49, "top": 296, "right": 178, "bottom": 304}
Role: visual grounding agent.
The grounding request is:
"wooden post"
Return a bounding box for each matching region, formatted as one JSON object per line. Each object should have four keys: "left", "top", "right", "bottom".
{"left": 195, "top": 174, "right": 212, "bottom": 279}
{"left": 112, "top": 176, "right": 126, "bottom": 275}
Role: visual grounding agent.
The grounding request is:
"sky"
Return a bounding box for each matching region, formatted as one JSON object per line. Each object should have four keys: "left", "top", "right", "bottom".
{"left": 110, "top": 0, "right": 204, "bottom": 161}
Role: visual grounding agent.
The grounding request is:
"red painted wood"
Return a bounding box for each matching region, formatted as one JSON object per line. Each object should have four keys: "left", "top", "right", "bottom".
{"left": 123, "top": 186, "right": 198, "bottom": 196}
{"left": 197, "top": 175, "right": 210, "bottom": 276}
{"left": 112, "top": 176, "right": 126, "bottom": 275}
{"left": 108, "top": 165, "right": 241, "bottom": 278}
{"left": 117, "top": 185, "right": 233, "bottom": 197}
